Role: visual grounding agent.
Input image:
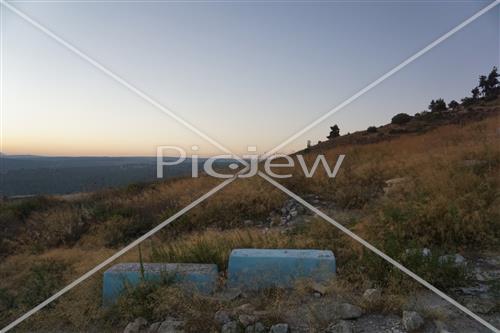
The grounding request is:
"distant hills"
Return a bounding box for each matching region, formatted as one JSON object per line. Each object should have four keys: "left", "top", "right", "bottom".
{"left": 0, "top": 155, "right": 220, "bottom": 197}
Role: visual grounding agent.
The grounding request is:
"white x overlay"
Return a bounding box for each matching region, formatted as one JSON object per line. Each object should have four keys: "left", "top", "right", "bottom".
{"left": 1, "top": 1, "right": 499, "bottom": 332}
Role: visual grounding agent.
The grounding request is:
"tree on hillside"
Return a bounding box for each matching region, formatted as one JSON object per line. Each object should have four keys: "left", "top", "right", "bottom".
{"left": 448, "top": 100, "right": 459, "bottom": 110}
{"left": 327, "top": 125, "right": 340, "bottom": 140}
{"left": 478, "top": 66, "right": 499, "bottom": 98}
{"left": 391, "top": 113, "right": 412, "bottom": 125}
{"left": 471, "top": 87, "right": 480, "bottom": 100}
{"left": 429, "top": 98, "right": 447, "bottom": 112}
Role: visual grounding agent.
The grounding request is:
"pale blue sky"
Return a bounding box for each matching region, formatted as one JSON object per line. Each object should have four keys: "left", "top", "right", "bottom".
{"left": 2, "top": 0, "right": 499, "bottom": 156}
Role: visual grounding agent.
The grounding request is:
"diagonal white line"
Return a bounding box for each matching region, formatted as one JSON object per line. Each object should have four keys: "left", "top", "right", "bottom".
{"left": 260, "top": 0, "right": 500, "bottom": 160}
{"left": 0, "top": 176, "right": 239, "bottom": 333}
{"left": 258, "top": 171, "right": 500, "bottom": 333}
{"left": 0, "top": 0, "right": 248, "bottom": 166}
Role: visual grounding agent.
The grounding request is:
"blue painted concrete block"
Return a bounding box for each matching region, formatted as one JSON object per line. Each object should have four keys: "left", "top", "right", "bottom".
{"left": 102, "top": 263, "right": 218, "bottom": 305}
{"left": 228, "top": 249, "right": 336, "bottom": 290}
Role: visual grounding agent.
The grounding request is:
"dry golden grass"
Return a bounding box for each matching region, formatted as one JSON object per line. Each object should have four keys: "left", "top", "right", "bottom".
{"left": 0, "top": 108, "right": 498, "bottom": 331}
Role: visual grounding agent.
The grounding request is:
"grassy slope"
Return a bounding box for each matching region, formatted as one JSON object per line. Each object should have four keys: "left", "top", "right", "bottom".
{"left": 0, "top": 98, "right": 499, "bottom": 331}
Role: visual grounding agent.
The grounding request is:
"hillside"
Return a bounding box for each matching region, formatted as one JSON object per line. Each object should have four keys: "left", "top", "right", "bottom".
{"left": 0, "top": 97, "right": 499, "bottom": 332}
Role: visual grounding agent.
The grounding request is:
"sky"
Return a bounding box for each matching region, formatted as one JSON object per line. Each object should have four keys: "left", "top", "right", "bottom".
{"left": 1, "top": 0, "right": 499, "bottom": 157}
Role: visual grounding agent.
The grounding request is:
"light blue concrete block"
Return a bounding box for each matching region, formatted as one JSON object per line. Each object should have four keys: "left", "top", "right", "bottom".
{"left": 228, "top": 249, "right": 336, "bottom": 290}
{"left": 102, "top": 263, "right": 218, "bottom": 305}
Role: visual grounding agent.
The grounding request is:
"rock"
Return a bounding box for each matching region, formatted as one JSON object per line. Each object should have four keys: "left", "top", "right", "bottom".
{"left": 252, "top": 310, "right": 270, "bottom": 318}
{"left": 312, "top": 282, "right": 327, "bottom": 295}
{"left": 402, "top": 311, "right": 424, "bottom": 332}
{"left": 234, "top": 303, "right": 256, "bottom": 314}
{"left": 405, "top": 248, "right": 431, "bottom": 257}
{"left": 337, "top": 303, "right": 362, "bottom": 320}
{"left": 245, "top": 322, "right": 266, "bottom": 333}
{"left": 157, "top": 318, "right": 184, "bottom": 333}
{"left": 124, "top": 318, "right": 148, "bottom": 333}
{"left": 422, "top": 248, "right": 431, "bottom": 257}
{"left": 148, "top": 322, "right": 161, "bottom": 333}
{"left": 314, "top": 292, "right": 322, "bottom": 298}
{"left": 221, "top": 321, "right": 242, "bottom": 333}
{"left": 434, "top": 320, "right": 452, "bottom": 333}
{"left": 465, "top": 299, "right": 495, "bottom": 314}
{"left": 438, "top": 254, "right": 466, "bottom": 266}
{"left": 215, "top": 310, "right": 232, "bottom": 325}
{"left": 238, "top": 314, "right": 256, "bottom": 327}
{"left": 219, "top": 288, "right": 242, "bottom": 301}
{"left": 325, "top": 320, "right": 353, "bottom": 333}
{"left": 362, "top": 288, "right": 382, "bottom": 303}
{"left": 383, "top": 177, "right": 410, "bottom": 194}
{"left": 269, "top": 323, "right": 289, "bottom": 333}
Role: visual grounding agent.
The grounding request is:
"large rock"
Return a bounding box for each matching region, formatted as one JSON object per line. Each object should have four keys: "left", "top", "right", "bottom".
{"left": 402, "top": 311, "right": 424, "bottom": 332}
{"left": 337, "top": 303, "right": 362, "bottom": 320}
{"left": 269, "top": 323, "right": 289, "bottom": 333}
{"left": 228, "top": 249, "right": 335, "bottom": 290}
{"left": 103, "top": 263, "right": 218, "bottom": 305}
{"left": 124, "top": 318, "right": 148, "bottom": 333}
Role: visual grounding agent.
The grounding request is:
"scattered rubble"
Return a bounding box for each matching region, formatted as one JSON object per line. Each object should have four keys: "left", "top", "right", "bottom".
{"left": 325, "top": 320, "right": 353, "bottom": 333}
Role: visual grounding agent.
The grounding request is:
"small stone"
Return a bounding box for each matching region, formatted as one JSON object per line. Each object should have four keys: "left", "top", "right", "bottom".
{"left": 244, "top": 220, "right": 253, "bottom": 226}
{"left": 234, "top": 303, "right": 255, "bottom": 314}
{"left": 312, "top": 282, "right": 327, "bottom": 295}
{"left": 362, "top": 288, "right": 382, "bottom": 303}
{"left": 252, "top": 310, "right": 270, "bottom": 318}
{"left": 439, "top": 254, "right": 466, "bottom": 266}
{"left": 314, "top": 292, "right": 321, "bottom": 298}
{"left": 221, "top": 321, "right": 242, "bottom": 333}
{"left": 325, "top": 320, "right": 353, "bottom": 333}
{"left": 238, "top": 314, "right": 256, "bottom": 327}
{"left": 422, "top": 248, "right": 431, "bottom": 257}
{"left": 337, "top": 303, "right": 362, "bottom": 320}
{"left": 124, "top": 317, "right": 148, "bottom": 333}
{"left": 465, "top": 299, "right": 495, "bottom": 314}
{"left": 269, "top": 323, "right": 289, "bottom": 333}
{"left": 245, "top": 322, "right": 266, "bottom": 333}
{"left": 215, "top": 310, "right": 232, "bottom": 325}
{"left": 402, "top": 311, "right": 424, "bottom": 332}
